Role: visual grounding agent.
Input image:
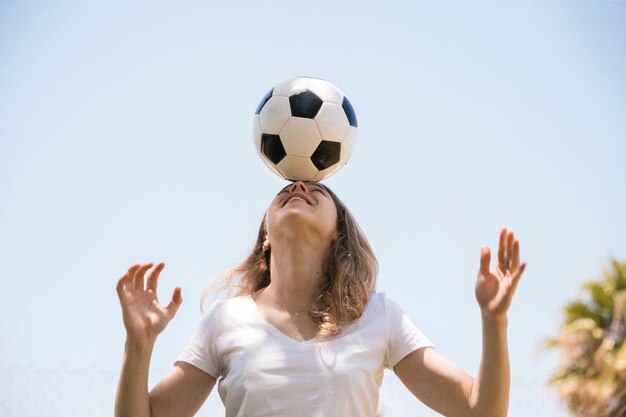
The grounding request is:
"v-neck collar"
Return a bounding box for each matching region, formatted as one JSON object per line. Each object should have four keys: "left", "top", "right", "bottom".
{"left": 245, "top": 293, "right": 320, "bottom": 345}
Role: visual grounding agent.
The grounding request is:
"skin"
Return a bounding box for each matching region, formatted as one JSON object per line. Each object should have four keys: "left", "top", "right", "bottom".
{"left": 114, "top": 181, "right": 526, "bottom": 417}
{"left": 394, "top": 227, "right": 526, "bottom": 417}
{"left": 252, "top": 181, "right": 339, "bottom": 341}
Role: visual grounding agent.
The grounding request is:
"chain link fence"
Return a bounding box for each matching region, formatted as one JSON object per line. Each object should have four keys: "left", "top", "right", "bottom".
{"left": 0, "top": 365, "right": 570, "bottom": 417}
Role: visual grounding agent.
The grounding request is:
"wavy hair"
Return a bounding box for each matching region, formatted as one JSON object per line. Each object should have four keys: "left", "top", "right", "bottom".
{"left": 200, "top": 184, "right": 378, "bottom": 338}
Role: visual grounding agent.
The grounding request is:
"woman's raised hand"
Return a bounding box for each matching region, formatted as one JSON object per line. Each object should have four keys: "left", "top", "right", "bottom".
{"left": 116, "top": 263, "right": 183, "bottom": 343}
{"left": 475, "top": 228, "right": 527, "bottom": 321}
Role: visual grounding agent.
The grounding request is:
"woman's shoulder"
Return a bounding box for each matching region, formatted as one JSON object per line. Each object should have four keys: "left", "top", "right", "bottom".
{"left": 362, "top": 292, "right": 409, "bottom": 321}
{"left": 365, "top": 291, "right": 392, "bottom": 309}
{"left": 200, "top": 293, "right": 255, "bottom": 321}
{"left": 358, "top": 291, "right": 389, "bottom": 321}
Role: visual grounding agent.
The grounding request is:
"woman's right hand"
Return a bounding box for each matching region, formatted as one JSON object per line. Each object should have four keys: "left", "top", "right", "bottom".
{"left": 116, "top": 263, "right": 183, "bottom": 343}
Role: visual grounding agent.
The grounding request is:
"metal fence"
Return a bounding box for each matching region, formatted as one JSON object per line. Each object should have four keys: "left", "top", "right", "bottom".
{"left": 0, "top": 365, "right": 570, "bottom": 417}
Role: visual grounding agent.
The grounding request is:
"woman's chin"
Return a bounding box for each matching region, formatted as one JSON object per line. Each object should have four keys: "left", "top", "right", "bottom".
{"left": 273, "top": 216, "right": 333, "bottom": 242}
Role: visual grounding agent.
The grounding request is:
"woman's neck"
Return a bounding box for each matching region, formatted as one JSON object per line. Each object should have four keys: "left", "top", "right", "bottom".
{"left": 260, "top": 239, "right": 328, "bottom": 314}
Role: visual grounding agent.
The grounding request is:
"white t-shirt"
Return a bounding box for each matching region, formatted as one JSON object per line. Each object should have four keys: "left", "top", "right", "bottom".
{"left": 175, "top": 292, "right": 434, "bottom": 417}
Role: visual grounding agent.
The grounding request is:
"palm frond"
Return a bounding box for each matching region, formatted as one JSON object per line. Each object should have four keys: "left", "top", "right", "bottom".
{"left": 544, "top": 258, "right": 626, "bottom": 417}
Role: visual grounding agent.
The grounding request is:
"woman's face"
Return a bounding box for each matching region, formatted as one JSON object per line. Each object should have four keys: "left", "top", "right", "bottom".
{"left": 265, "top": 181, "right": 338, "bottom": 246}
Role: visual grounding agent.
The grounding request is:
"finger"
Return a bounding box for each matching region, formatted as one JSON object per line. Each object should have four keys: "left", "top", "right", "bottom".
{"left": 134, "top": 263, "right": 153, "bottom": 291}
{"left": 511, "top": 240, "right": 520, "bottom": 270}
{"left": 116, "top": 273, "right": 130, "bottom": 297}
{"left": 497, "top": 227, "right": 507, "bottom": 267}
{"left": 509, "top": 262, "right": 526, "bottom": 295}
{"left": 127, "top": 264, "right": 141, "bottom": 290}
{"left": 479, "top": 246, "right": 491, "bottom": 277}
{"left": 506, "top": 231, "right": 515, "bottom": 268}
{"left": 147, "top": 262, "right": 165, "bottom": 293}
{"left": 166, "top": 287, "right": 183, "bottom": 317}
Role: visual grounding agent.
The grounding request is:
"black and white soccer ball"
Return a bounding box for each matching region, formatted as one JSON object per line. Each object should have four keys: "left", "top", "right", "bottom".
{"left": 253, "top": 76, "right": 358, "bottom": 182}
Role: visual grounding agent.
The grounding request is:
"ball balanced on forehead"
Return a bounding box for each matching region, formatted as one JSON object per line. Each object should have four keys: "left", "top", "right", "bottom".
{"left": 253, "top": 77, "right": 358, "bottom": 182}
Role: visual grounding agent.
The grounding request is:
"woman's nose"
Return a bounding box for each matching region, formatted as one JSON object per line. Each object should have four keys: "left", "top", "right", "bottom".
{"left": 289, "top": 181, "right": 308, "bottom": 193}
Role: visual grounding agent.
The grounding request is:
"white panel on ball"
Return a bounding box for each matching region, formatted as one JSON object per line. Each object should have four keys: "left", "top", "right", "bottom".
{"left": 273, "top": 77, "right": 310, "bottom": 97}
{"left": 315, "top": 102, "right": 349, "bottom": 142}
{"left": 307, "top": 78, "right": 344, "bottom": 105}
{"left": 277, "top": 155, "right": 319, "bottom": 181}
{"left": 252, "top": 115, "right": 262, "bottom": 151}
{"left": 279, "top": 118, "right": 322, "bottom": 157}
{"left": 340, "top": 126, "right": 357, "bottom": 162}
{"left": 259, "top": 96, "right": 291, "bottom": 134}
{"left": 309, "top": 162, "right": 343, "bottom": 182}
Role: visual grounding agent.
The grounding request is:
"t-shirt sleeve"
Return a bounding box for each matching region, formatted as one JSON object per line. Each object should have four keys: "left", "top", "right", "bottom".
{"left": 384, "top": 295, "right": 435, "bottom": 369}
{"left": 174, "top": 300, "right": 222, "bottom": 379}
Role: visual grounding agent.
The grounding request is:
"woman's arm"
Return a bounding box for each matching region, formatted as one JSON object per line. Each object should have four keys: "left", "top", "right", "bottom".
{"left": 114, "top": 262, "right": 184, "bottom": 417}
{"left": 469, "top": 314, "right": 509, "bottom": 417}
{"left": 394, "top": 316, "right": 509, "bottom": 417}
{"left": 115, "top": 338, "right": 217, "bottom": 417}
{"left": 395, "top": 227, "right": 526, "bottom": 417}
{"left": 115, "top": 337, "right": 156, "bottom": 417}
{"left": 394, "top": 347, "right": 474, "bottom": 417}
{"left": 149, "top": 361, "right": 217, "bottom": 417}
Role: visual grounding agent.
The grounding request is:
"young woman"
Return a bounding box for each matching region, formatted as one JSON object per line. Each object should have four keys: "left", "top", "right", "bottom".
{"left": 115, "top": 181, "right": 526, "bottom": 417}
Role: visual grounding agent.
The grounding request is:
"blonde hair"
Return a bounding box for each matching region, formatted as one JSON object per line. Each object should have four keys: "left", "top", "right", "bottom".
{"left": 200, "top": 184, "right": 378, "bottom": 339}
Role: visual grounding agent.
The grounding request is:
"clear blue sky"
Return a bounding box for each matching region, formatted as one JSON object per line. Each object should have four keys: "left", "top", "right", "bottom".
{"left": 1, "top": 1, "right": 624, "bottom": 416}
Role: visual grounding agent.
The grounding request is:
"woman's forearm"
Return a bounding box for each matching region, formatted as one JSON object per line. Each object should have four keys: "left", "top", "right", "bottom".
{"left": 114, "top": 338, "right": 156, "bottom": 417}
{"left": 469, "top": 314, "right": 510, "bottom": 417}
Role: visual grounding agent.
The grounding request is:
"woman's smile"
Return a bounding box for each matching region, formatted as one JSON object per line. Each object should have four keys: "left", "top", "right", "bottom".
{"left": 286, "top": 197, "right": 307, "bottom": 204}
{"left": 281, "top": 191, "right": 313, "bottom": 207}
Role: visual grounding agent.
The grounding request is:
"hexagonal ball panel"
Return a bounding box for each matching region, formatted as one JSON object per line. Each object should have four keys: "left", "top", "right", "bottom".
{"left": 310, "top": 125, "right": 357, "bottom": 181}
{"left": 307, "top": 78, "right": 344, "bottom": 105}
{"left": 273, "top": 77, "right": 310, "bottom": 97}
{"left": 314, "top": 102, "right": 349, "bottom": 142}
{"left": 311, "top": 140, "right": 341, "bottom": 171}
{"left": 279, "top": 118, "right": 322, "bottom": 157}
{"left": 277, "top": 155, "right": 319, "bottom": 181}
{"left": 309, "top": 162, "right": 343, "bottom": 182}
{"left": 259, "top": 96, "right": 291, "bottom": 134}
{"left": 289, "top": 90, "right": 323, "bottom": 119}
{"left": 261, "top": 134, "right": 286, "bottom": 165}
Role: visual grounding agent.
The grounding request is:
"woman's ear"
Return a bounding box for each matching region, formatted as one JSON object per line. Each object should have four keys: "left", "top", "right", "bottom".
{"left": 262, "top": 216, "right": 270, "bottom": 251}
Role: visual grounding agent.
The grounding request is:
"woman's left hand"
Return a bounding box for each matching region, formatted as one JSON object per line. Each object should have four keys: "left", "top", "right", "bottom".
{"left": 475, "top": 227, "right": 527, "bottom": 321}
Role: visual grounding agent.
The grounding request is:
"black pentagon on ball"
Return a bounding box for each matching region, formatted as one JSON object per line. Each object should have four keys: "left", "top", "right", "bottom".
{"left": 261, "top": 134, "right": 286, "bottom": 165}
{"left": 311, "top": 140, "right": 341, "bottom": 170}
{"left": 255, "top": 88, "right": 274, "bottom": 114}
{"left": 289, "top": 90, "right": 323, "bottom": 119}
{"left": 341, "top": 96, "right": 358, "bottom": 127}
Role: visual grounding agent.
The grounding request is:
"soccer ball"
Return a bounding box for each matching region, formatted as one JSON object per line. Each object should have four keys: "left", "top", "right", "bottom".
{"left": 253, "top": 76, "right": 358, "bottom": 182}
